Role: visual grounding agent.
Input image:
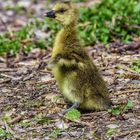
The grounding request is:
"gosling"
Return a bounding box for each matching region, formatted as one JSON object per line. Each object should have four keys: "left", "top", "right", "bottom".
{"left": 45, "top": 2, "right": 111, "bottom": 113}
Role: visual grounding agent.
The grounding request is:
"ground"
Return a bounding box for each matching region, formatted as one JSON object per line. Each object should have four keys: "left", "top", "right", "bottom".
{"left": 0, "top": 0, "right": 140, "bottom": 140}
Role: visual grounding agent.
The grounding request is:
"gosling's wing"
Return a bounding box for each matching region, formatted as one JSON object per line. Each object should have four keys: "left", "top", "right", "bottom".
{"left": 50, "top": 48, "right": 88, "bottom": 68}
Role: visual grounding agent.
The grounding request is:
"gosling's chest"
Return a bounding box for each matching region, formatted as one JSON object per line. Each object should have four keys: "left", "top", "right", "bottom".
{"left": 53, "top": 68, "right": 78, "bottom": 103}
{"left": 61, "top": 77, "right": 78, "bottom": 103}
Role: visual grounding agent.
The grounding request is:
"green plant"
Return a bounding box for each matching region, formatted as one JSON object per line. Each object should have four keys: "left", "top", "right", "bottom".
{"left": 4, "top": 5, "right": 25, "bottom": 13}
{"left": 2, "top": 114, "right": 12, "bottom": 123}
{"left": 0, "top": 127, "right": 13, "bottom": 139}
{"left": 138, "top": 132, "right": 140, "bottom": 137}
{"left": 1, "top": 0, "right": 140, "bottom": 56}
{"left": 79, "top": 0, "right": 140, "bottom": 45}
{"left": 106, "top": 127, "right": 119, "bottom": 137}
{"left": 0, "top": 128, "right": 7, "bottom": 137}
{"left": 108, "top": 100, "right": 134, "bottom": 116}
{"left": 19, "top": 120, "right": 34, "bottom": 128}
{"left": 131, "top": 59, "right": 140, "bottom": 73}
{"left": 65, "top": 109, "right": 81, "bottom": 121}
{"left": 0, "top": 21, "right": 46, "bottom": 56}
{"left": 34, "top": 115, "right": 52, "bottom": 125}
{"left": 49, "top": 128, "right": 61, "bottom": 138}
{"left": 72, "top": 0, "right": 85, "bottom": 2}
{"left": 0, "top": 114, "right": 15, "bottom": 139}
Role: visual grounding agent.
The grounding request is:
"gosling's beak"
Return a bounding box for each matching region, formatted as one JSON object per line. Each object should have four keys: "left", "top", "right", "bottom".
{"left": 44, "top": 10, "right": 56, "bottom": 18}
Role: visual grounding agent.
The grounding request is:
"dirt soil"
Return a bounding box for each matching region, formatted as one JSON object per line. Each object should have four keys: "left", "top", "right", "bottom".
{"left": 0, "top": 44, "right": 140, "bottom": 140}
{"left": 0, "top": 0, "right": 140, "bottom": 140}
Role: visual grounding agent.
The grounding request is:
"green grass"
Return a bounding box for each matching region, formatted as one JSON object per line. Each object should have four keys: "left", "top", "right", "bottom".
{"left": 79, "top": 0, "right": 140, "bottom": 45}
{"left": 0, "top": 0, "right": 140, "bottom": 56}
{"left": 4, "top": 5, "right": 25, "bottom": 13}
{"left": 0, "top": 22, "right": 47, "bottom": 55}
{"left": 49, "top": 128, "right": 61, "bottom": 139}
{"left": 130, "top": 59, "right": 140, "bottom": 73}
{"left": 108, "top": 100, "right": 134, "bottom": 116}
{"left": 0, "top": 127, "right": 13, "bottom": 139}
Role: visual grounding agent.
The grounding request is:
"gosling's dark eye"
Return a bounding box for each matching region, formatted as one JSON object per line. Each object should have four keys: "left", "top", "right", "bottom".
{"left": 59, "top": 8, "right": 66, "bottom": 13}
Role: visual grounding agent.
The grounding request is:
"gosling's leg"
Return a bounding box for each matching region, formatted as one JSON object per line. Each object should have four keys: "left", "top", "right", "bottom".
{"left": 46, "top": 103, "right": 80, "bottom": 119}
{"left": 59, "top": 102, "right": 80, "bottom": 115}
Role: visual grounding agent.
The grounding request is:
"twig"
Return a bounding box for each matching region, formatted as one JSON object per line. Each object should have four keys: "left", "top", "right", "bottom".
{"left": 115, "top": 129, "right": 140, "bottom": 138}
{"left": 125, "top": 72, "right": 140, "bottom": 80}
{"left": 71, "top": 119, "right": 93, "bottom": 127}
{"left": 23, "top": 73, "right": 35, "bottom": 81}
{"left": 42, "top": 54, "right": 51, "bottom": 61}
{"left": 31, "top": 79, "right": 55, "bottom": 85}
{"left": 0, "top": 57, "right": 5, "bottom": 62}
{"left": 10, "top": 115, "right": 23, "bottom": 125}
{"left": 46, "top": 113, "right": 93, "bottom": 127}
{"left": 0, "top": 15, "right": 12, "bottom": 35}
{"left": 0, "top": 121, "right": 4, "bottom": 126}
{"left": 1, "top": 73, "right": 22, "bottom": 81}
{"left": 0, "top": 115, "right": 23, "bottom": 126}
{"left": 82, "top": 111, "right": 108, "bottom": 117}
{"left": 0, "top": 16, "right": 9, "bottom": 32}
{"left": 0, "top": 79, "right": 11, "bottom": 84}
{"left": 114, "top": 89, "right": 140, "bottom": 95}
{"left": 121, "top": 67, "right": 140, "bottom": 76}
{"left": 0, "top": 68, "right": 17, "bottom": 72}
{"left": 130, "top": 25, "right": 140, "bottom": 29}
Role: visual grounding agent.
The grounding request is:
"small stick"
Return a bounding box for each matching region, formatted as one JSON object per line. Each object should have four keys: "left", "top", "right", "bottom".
{"left": 0, "top": 15, "right": 13, "bottom": 35}
{"left": 0, "top": 16, "right": 9, "bottom": 32}
{"left": 10, "top": 115, "right": 23, "bottom": 125}
{"left": 30, "top": 79, "right": 55, "bottom": 85}
{"left": 0, "top": 79, "right": 11, "bottom": 84}
{"left": 72, "top": 119, "right": 93, "bottom": 127}
{"left": 1, "top": 73, "right": 22, "bottom": 80}
{"left": 114, "top": 89, "right": 140, "bottom": 95}
{"left": 0, "top": 68, "right": 17, "bottom": 72}
{"left": 46, "top": 113, "right": 93, "bottom": 127}
{"left": 115, "top": 129, "right": 140, "bottom": 138}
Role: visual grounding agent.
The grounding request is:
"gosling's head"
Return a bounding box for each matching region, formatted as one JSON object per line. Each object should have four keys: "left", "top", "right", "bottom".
{"left": 45, "top": 2, "right": 79, "bottom": 26}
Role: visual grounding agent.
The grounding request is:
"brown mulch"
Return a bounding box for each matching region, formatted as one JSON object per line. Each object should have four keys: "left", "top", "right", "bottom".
{"left": 0, "top": 44, "right": 140, "bottom": 140}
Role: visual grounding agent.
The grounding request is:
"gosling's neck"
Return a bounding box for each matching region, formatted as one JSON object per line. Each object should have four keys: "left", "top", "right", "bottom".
{"left": 52, "top": 22, "right": 79, "bottom": 57}
{"left": 57, "top": 22, "right": 79, "bottom": 46}
{"left": 63, "top": 22, "right": 77, "bottom": 35}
